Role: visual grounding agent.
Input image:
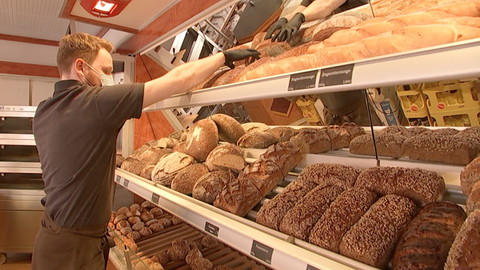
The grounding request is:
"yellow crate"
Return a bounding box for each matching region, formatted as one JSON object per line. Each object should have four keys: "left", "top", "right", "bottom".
{"left": 422, "top": 79, "right": 480, "bottom": 113}
{"left": 396, "top": 84, "right": 433, "bottom": 126}
{"left": 430, "top": 107, "right": 480, "bottom": 127}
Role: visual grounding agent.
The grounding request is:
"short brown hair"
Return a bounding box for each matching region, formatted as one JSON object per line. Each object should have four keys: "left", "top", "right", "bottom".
{"left": 57, "top": 33, "right": 114, "bottom": 75}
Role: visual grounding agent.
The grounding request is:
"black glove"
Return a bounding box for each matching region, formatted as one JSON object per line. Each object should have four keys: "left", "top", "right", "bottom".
{"left": 223, "top": 49, "right": 260, "bottom": 69}
{"left": 264, "top": 17, "right": 288, "bottom": 40}
{"left": 273, "top": 12, "right": 305, "bottom": 42}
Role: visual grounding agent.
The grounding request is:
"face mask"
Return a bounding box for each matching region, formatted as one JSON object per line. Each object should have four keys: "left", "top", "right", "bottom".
{"left": 83, "top": 61, "right": 115, "bottom": 87}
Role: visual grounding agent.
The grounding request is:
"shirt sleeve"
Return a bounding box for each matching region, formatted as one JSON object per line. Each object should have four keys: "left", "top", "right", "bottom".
{"left": 94, "top": 83, "right": 145, "bottom": 129}
{"left": 301, "top": 0, "right": 315, "bottom": 7}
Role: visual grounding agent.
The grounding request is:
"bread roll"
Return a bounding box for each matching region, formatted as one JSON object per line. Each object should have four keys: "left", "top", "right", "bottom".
{"left": 309, "top": 188, "right": 379, "bottom": 252}
{"left": 295, "top": 163, "right": 360, "bottom": 190}
{"left": 460, "top": 156, "right": 480, "bottom": 196}
{"left": 214, "top": 177, "right": 263, "bottom": 217}
{"left": 290, "top": 128, "right": 331, "bottom": 154}
{"left": 339, "top": 194, "right": 417, "bottom": 269}
{"left": 392, "top": 201, "right": 467, "bottom": 270}
{"left": 151, "top": 152, "right": 195, "bottom": 187}
{"left": 239, "top": 159, "right": 284, "bottom": 196}
{"left": 192, "top": 171, "right": 236, "bottom": 204}
{"left": 256, "top": 180, "right": 317, "bottom": 230}
{"left": 210, "top": 114, "right": 245, "bottom": 143}
{"left": 258, "top": 141, "right": 303, "bottom": 176}
{"left": 467, "top": 181, "right": 480, "bottom": 215}
{"left": 171, "top": 164, "right": 209, "bottom": 195}
{"left": 181, "top": 118, "right": 219, "bottom": 162}
{"left": 237, "top": 131, "right": 278, "bottom": 149}
{"left": 201, "top": 235, "right": 218, "bottom": 248}
{"left": 279, "top": 184, "right": 344, "bottom": 240}
{"left": 445, "top": 209, "right": 480, "bottom": 270}
{"left": 168, "top": 240, "right": 190, "bottom": 260}
{"left": 168, "top": 130, "right": 186, "bottom": 141}
{"left": 205, "top": 144, "right": 245, "bottom": 173}
{"left": 355, "top": 166, "right": 446, "bottom": 206}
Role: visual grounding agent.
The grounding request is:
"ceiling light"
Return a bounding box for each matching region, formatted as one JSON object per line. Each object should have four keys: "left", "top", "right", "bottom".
{"left": 81, "top": 0, "right": 131, "bottom": 18}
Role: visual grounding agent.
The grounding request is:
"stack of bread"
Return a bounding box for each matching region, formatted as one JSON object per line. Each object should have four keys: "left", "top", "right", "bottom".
{"left": 350, "top": 126, "right": 480, "bottom": 165}
{"left": 256, "top": 163, "right": 454, "bottom": 269}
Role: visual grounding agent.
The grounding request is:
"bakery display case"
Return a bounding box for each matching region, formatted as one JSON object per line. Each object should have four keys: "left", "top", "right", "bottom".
{"left": 0, "top": 106, "right": 44, "bottom": 264}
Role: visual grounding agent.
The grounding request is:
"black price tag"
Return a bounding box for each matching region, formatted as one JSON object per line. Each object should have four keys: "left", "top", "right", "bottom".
{"left": 288, "top": 70, "right": 318, "bottom": 91}
{"left": 123, "top": 179, "right": 129, "bottom": 188}
{"left": 204, "top": 222, "right": 219, "bottom": 236}
{"left": 151, "top": 193, "right": 160, "bottom": 204}
{"left": 307, "top": 265, "right": 321, "bottom": 270}
{"left": 318, "top": 64, "right": 354, "bottom": 87}
{"left": 115, "top": 175, "right": 121, "bottom": 183}
{"left": 250, "top": 240, "right": 274, "bottom": 264}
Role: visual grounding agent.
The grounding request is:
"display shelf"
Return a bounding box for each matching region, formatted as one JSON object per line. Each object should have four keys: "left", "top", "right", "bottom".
{"left": 114, "top": 169, "right": 375, "bottom": 270}
{"left": 144, "top": 38, "right": 480, "bottom": 112}
{"left": 0, "top": 162, "right": 41, "bottom": 174}
{"left": 0, "top": 106, "right": 36, "bottom": 117}
{"left": 0, "top": 134, "right": 36, "bottom": 146}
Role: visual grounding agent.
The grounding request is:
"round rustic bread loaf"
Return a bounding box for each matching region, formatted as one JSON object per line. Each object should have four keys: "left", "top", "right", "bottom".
{"left": 151, "top": 152, "right": 195, "bottom": 187}
{"left": 467, "top": 181, "right": 480, "bottom": 215}
{"left": 241, "top": 122, "right": 270, "bottom": 133}
{"left": 192, "top": 171, "right": 236, "bottom": 204}
{"left": 171, "top": 164, "right": 209, "bottom": 195}
{"left": 460, "top": 156, "right": 480, "bottom": 196}
{"left": 266, "top": 126, "right": 299, "bottom": 142}
{"left": 210, "top": 113, "right": 245, "bottom": 143}
{"left": 182, "top": 118, "right": 219, "bottom": 162}
{"left": 205, "top": 144, "right": 245, "bottom": 173}
{"left": 237, "top": 131, "right": 278, "bottom": 149}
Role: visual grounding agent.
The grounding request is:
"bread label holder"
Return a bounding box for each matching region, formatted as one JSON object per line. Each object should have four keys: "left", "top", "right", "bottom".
{"left": 306, "top": 265, "right": 321, "bottom": 270}
{"left": 204, "top": 222, "right": 219, "bottom": 236}
{"left": 123, "top": 179, "right": 129, "bottom": 188}
{"left": 115, "top": 175, "right": 121, "bottom": 183}
{"left": 318, "top": 64, "right": 354, "bottom": 87}
{"left": 250, "top": 240, "right": 274, "bottom": 264}
{"left": 151, "top": 193, "right": 160, "bottom": 204}
{"left": 288, "top": 70, "right": 318, "bottom": 91}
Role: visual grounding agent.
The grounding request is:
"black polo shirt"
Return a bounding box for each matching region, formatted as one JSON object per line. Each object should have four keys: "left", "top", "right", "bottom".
{"left": 33, "top": 80, "right": 144, "bottom": 228}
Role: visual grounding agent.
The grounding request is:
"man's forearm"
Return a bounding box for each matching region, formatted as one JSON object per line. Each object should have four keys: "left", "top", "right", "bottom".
{"left": 300, "top": 0, "right": 347, "bottom": 22}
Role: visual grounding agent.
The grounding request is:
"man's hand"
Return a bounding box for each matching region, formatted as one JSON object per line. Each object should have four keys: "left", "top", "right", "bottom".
{"left": 223, "top": 49, "right": 260, "bottom": 69}
{"left": 264, "top": 18, "right": 288, "bottom": 40}
{"left": 273, "top": 12, "right": 305, "bottom": 42}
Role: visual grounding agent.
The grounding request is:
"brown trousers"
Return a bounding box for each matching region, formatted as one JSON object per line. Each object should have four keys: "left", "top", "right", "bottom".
{"left": 31, "top": 213, "right": 109, "bottom": 270}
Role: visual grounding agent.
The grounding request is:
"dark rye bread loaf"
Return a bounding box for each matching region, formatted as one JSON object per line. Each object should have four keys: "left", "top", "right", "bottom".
{"left": 349, "top": 131, "right": 407, "bottom": 158}
{"left": 392, "top": 201, "right": 467, "bottom": 270}
{"left": 309, "top": 188, "right": 379, "bottom": 252}
{"left": 339, "top": 194, "right": 418, "bottom": 269}
{"left": 279, "top": 184, "right": 344, "bottom": 241}
{"left": 256, "top": 180, "right": 317, "bottom": 230}
{"left": 355, "top": 166, "right": 446, "bottom": 206}
{"left": 295, "top": 163, "right": 361, "bottom": 191}
{"left": 445, "top": 209, "right": 480, "bottom": 270}
{"left": 214, "top": 177, "right": 263, "bottom": 217}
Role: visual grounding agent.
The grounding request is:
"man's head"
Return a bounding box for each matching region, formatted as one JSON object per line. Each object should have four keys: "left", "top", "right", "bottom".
{"left": 57, "top": 33, "right": 114, "bottom": 86}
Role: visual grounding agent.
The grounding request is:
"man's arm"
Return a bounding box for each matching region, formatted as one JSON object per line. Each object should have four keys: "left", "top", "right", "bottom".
{"left": 301, "top": 0, "right": 347, "bottom": 22}
{"left": 143, "top": 49, "right": 259, "bottom": 108}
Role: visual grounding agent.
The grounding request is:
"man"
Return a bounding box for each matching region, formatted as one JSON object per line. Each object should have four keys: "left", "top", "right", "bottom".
{"left": 265, "top": 0, "right": 381, "bottom": 126}
{"left": 31, "top": 32, "right": 259, "bottom": 270}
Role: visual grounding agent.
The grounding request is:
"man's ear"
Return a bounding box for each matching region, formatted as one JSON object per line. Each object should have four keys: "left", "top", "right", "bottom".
{"left": 74, "top": 58, "right": 86, "bottom": 77}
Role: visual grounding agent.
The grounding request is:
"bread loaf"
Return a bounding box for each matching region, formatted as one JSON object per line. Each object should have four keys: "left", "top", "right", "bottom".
{"left": 258, "top": 141, "right": 303, "bottom": 176}
{"left": 214, "top": 177, "right": 263, "bottom": 217}
{"left": 151, "top": 152, "right": 195, "bottom": 187}
{"left": 349, "top": 131, "right": 406, "bottom": 158}
{"left": 265, "top": 127, "right": 299, "bottom": 142}
{"left": 295, "top": 163, "right": 360, "bottom": 190}
{"left": 279, "top": 184, "right": 344, "bottom": 241}
{"left": 445, "top": 209, "right": 480, "bottom": 270}
{"left": 239, "top": 159, "right": 284, "bottom": 196}
{"left": 158, "top": 137, "right": 179, "bottom": 149}
{"left": 116, "top": 154, "right": 125, "bottom": 168}
{"left": 467, "top": 181, "right": 480, "bottom": 215}
{"left": 339, "top": 194, "right": 417, "bottom": 269}
{"left": 460, "top": 156, "right": 480, "bottom": 196}
{"left": 120, "top": 157, "right": 146, "bottom": 175}
{"left": 355, "top": 166, "right": 446, "bottom": 206}
{"left": 211, "top": 65, "right": 246, "bottom": 87}
{"left": 289, "top": 128, "right": 331, "bottom": 154}
{"left": 237, "top": 131, "right": 278, "bottom": 149}
{"left": 181, "top": 118, "right": 219, "bottom": 162}
{"left": 251, "top": 32, "right": 267, "bottom": 51}
{"left": 392, "top": 201, "right": 467, "bottom": 270}
{"left": 205, "top": 143, "right": 245, "bottom": 173}
{"left": 191, "top": 69, "right": 229, "bottom": 91}
{"left": 256, "top": 180, "right": 317, "bottom": 230}
{"left": 232, "top": 57, "right": 273, "bottom": 83}
{"left": 210, "top": 114, "right": 245, "bottom": 143}
{"left": 171, "top": 164, "right": 209, "bottom": 195}
{"left": 139, "top": 165, "right": 155, "bottom": 180}
{"left": 312, "top": 15, "right": 365, "bottom": 42}
{"left": 309, "top": 188, "right": 378, "bottom": 252}
{"left": 254, "top": 40, "right": 292, "bottom": 57}
{"left": 326, "top": 125, "right": 354, "bottom": 150}
{"left": 192, "top": 170, "right": 236, "bottom": 204}
{"left": 241, "top": 122, "right": 270, "bottom": 133}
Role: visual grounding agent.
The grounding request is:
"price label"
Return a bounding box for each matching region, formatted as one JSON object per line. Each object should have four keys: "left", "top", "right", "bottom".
{"left": 307, "top": 265, "right": 321, "bottom": 270}
{"left": 250, "top": 240, "right": 274, "bottom": 264}
{"left": 318, "top": 64, "right": 354, "bottom": 87}
{"left": 151, "top": 193, "right": 160, "bottom": 204}
{"left": 115, "top": 175, "right": 121, "bottom": 183}
{"left": 204, "top": 222, "right": 219, "bottom": 236}
{"left": 123, "top": 179, "right": 129, "bottom": 188}
{"left": 288, "top": 70, "right": 318, "bottom": 91}
{"left": 0, "top": 106, "right": 24, "bottom": 112}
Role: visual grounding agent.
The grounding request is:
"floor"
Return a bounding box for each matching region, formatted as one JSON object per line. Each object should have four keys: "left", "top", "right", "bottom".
{"left": 0, "top": 253, "right": 31, "bottom": 270}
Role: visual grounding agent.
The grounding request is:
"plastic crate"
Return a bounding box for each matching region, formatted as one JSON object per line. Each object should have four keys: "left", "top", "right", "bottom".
{"left": 396, "top": 84, "right": 433, "bottom": 126}
{"left": 430, "top": 107, "right": 480, "bottom": 127}
{"left": 422, "top": 79, "right": 480, "bottom": 113}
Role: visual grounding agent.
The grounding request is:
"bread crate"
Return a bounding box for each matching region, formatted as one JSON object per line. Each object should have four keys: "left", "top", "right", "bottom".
{"left": 396, "top": 84, "right": 433, "bottom": 126}
{"left": 430, "top": 107, "right": 480, "bottom": 127}
{"left": 422, "top": 79, "right": 480, "bottom": 113}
